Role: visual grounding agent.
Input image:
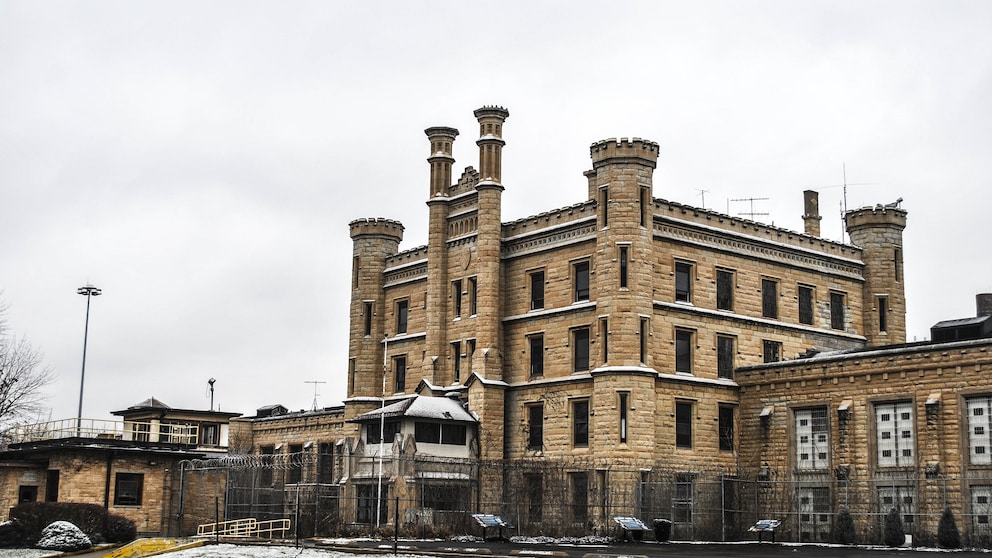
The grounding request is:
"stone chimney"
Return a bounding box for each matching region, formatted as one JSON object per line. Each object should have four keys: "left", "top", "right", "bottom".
{"left": 803, "top": 190, "right": 821, "bottom": 237}
{"left": 978, "top": 293, "right": 992, "bottom": 317}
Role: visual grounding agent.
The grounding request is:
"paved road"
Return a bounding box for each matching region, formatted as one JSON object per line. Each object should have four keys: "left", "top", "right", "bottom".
{"left": 321, "top": 538, "right": 992, "bottom": 558}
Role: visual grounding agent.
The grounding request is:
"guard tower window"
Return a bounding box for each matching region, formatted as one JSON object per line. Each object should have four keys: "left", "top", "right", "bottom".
{"left": 452, "top": 280, "right": 463, "bottom": 319}
{"left": 363, "top": 302, "right": 373, "bottom": 336}
{"left": 619, "top": 246, "right": 629, "bottom": 288}
{"left": 878, "top": 296, "right": 888, "bottom": 332}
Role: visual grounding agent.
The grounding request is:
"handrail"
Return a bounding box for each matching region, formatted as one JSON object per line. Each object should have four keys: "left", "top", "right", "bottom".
{"left": 196, "top": 518, "right": 291, "bottom": 539}
{"left": 6, "top": 418, "right": 199, "bottom": 445}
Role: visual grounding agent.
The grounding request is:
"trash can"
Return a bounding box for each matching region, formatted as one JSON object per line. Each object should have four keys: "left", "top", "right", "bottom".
{"left": 653, "top": 519, "right": 672, "bottom": 542}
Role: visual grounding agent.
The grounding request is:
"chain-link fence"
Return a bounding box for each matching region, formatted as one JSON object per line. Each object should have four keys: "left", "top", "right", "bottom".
{"left": 171, "top": 453, "right": 992, "bottom": 548}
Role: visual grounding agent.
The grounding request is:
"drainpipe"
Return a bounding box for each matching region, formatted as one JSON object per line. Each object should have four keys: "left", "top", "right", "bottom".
{"left": 103, "top": 452, "right": 114, "bottom": 508}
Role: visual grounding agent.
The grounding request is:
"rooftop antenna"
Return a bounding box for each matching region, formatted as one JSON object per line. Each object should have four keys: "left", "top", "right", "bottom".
{"left": 806, "top": 163, "right": 877, "bottom": 242}
{"left": 305, "top": 380, "right": 326, "bottom": 412}
{"left": 729, "top": 197, "right": 770, "bottom": 221}
{"left": 207, "top": 378, "right": 216, "bottom": 411}
{"left": 696, "top": 189, "right": 710, "bottom": 210}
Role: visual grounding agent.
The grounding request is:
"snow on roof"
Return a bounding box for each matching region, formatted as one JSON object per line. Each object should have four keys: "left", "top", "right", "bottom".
{"left": 130, "top": 397, "right": 171, "bottom": 409}
{"left": 349, "top": 395, "right": 476, "bottom": 423}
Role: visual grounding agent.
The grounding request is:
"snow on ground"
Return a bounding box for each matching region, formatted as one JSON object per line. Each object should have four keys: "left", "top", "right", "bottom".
{"left": 167, "top": 544, "right": 435, "bottom": 558}
{"left": 0, "top": 550, "right": 56, "bottom": 558}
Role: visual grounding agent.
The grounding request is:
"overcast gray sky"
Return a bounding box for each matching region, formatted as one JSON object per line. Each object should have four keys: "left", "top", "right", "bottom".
{"left": 1, "top": 1, "right": 990, "bottom": 423}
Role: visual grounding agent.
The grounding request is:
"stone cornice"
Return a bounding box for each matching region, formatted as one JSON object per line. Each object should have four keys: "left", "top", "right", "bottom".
{"left": 502, "top": 301, "right": 597, "bottom": 324}
{"left": 654, "top": 300, "right": 867, "bottom": 342}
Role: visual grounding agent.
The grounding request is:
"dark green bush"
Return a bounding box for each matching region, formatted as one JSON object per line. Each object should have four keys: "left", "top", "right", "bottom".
{"left": 937, "top": 507, "right": 961, "bottom": 549}
{"left": 9, "top": 502, "right": 109, "bottom": 545}
{"left": 832, "top": 507, "right": 856, "bottom": 544}
{"left": 106, "top": 513, "right": 137, "bottom": 543}
{"left": 0, "top": 520, "right": 28, "bottom": 548}
{"left": 883, "top": 507, "right": 905, "bottom": 547}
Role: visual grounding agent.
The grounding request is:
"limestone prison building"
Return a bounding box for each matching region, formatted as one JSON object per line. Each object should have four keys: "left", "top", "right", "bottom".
{"left": 229, "top": 105, "right": 992, "bottom": 544}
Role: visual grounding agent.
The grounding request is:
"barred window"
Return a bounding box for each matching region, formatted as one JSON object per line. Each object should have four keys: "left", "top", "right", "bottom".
{"left": 876, "top": 401, "right": 914, "bottom": 467}
{"left": 795, "top": 407, "right": 829, "bottom": 470}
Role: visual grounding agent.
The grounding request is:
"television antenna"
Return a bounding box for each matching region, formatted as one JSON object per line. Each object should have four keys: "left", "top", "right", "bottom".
{"left": 806, "top": 163, "right": 878, "bottom": 241}
{"left": 696, "top": 189, "right": 710, "bottom": 210}
{"left": 728, "top": 197, "right": 769, "bottom": 221}
{"left": 304, "top": 380, "right": 326, "bottom": 412}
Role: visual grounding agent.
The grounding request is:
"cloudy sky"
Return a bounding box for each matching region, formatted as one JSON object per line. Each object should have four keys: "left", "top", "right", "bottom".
{"left": 1, "top": 1, "right": 990, "bottom": 423}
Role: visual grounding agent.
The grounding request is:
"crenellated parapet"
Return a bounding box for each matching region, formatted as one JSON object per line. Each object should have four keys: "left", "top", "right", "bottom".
{"left": 349, "top": 217, "right": 405, "bottom": 242}
{"left": 844, "top": 203, "right": 908, "bottom": 232}
{"left": 589, "top": 137, "right": 660, "bottom": 168}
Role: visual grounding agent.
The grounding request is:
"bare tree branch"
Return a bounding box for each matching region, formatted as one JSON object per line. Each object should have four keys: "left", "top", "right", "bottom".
{"left": 0, "top": 298, "right": 54, "bottom": 431}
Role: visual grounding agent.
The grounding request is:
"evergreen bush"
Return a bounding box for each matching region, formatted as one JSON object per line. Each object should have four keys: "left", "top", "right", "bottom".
{"left": 937, "top": 507, "right": 961, "bottom": 549}
{"left": 832, "top": 507, "right": 856, "bottom": 544}
{"left": 106, "top": 514, "right": 137, "bottom": 543}
{"left": 883, "top": 507, "right": 905, "bottom": 547}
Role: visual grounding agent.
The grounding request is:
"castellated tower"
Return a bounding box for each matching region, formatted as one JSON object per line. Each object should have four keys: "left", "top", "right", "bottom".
{"left": 845, "top": 204, "right": 908, "bottom": 345}
{"left": 347, "top": 218, "right": 403, "bottom": 417}
{"left": 424, "top": 126, "right": 458, "bottom": 385}
{"left": 471, "top": 106, "right": 509, "bottom": 381}
{"left": 585, "top": 138, "right": 661, "bottom": 461}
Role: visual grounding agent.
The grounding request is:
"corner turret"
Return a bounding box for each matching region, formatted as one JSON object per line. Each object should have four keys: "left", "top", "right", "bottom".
{"left": 845, "top": 203, "right": 908, "bottom": 345}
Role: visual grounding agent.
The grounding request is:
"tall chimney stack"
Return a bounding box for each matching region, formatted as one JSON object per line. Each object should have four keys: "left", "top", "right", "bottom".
{"left": 803, "top": 190, "right": 822, "bottom": 237}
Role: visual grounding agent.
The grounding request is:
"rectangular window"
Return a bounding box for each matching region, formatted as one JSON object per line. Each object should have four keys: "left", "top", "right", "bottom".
{"left": 763, "top": 340, "right": 782, "bottom": 363}
{"left": 529, "top": 335, "right": 544, "bottom": 378}
{"left": 260, "top": 445, "right": 274, "bottom": 485}
{"left": 830, "top": 291, "right": 845, "bottom": 330}
{"left": 441, "top": 423, "right": 467, "bottom": 445}
{"left": 452, "top": 280, "right": 462, "bottom": 318}
{"left": 525, "top": 473, "right": 543, "bottom": 524}
{"left": 469, "top": 277, "right": 478, "bottom": 316}
{"left": 530, "top": 270, "right": 545, "bottom": 310}
{"left": 717, "top": 335, "right": 735, "bottom": 379}
{"left": 619, "top": 246, "right": 629, "bottom": 288}
{"left": 878, "top": 296, "right": 888, "bottom": 332}
{"left": 798, "top": 487, "right": 831, "bottom": 542}
{"left": 353, "top": 256, "right": 360, "bottom": 288}
{"left": 367, "top": 420, "right": 400, "bottom": 444}
{"left": 798, "top": 285, "right": 814, "bottom": 325}
{"left": 716, "top": 269, "right": 734, "bottom": 311}
{"left": 363, "top": 301, "right": 373, "bottom": 336}
{"left": 113, "top": 473, "right": 144, "bottom": 506}
{"left": 465, "top": 339, "right": 475, "bottom": 377}
{"left": 968, "top": 397, "right": 992, "bottom": 465}
{"left": 640, "top": 187, "right": 649, "bottom": 227}
{"left": 894, "top": 248, "right": 902, "bottom": 282}
{"left": 762, "top": 278, "right": 778, "bottom": 318}
{"left": 45, "top": 470, "right": 59, "bottom": 502}
{"left": 973, "top": 486, "right": 992, "bottom": 536}
{"left": 599, "top": 188, "right": 609, "bottom": 227}
{"left": 573, "top": 399, "right": 590, "bottom": 447}
{"left": 878, "top": 486, "right": 915, "bottom": 529}
{"left": 573, "top": 261, "right": 590, "bottom": 302}
{"left": 451, "top": 341, "right": 461, "bottom": 382}
{"left": 348, "top": 358, "right": 356, "bottom": 397}
{"left": 318, "top": 442, "right": 335, "bottom": 484}
{"left": 396, "top": 300, "right": 408, "bottom": 334}
{"left": 601, "top": 318, "right": 610, "bottom": 364}
{"left": 414, "top": 422, "right": 441, "bottom": 444}
{"left": 876, "top": 401, "right": 914, "bottom": 467}
{"left": 795, "top": 407, "right": 829, "bottom": 470}
{"left": 394, "top": 355, "right": 407, "bottom": 393}
{"left": 719, "top": 405, "right": 735, "bottom": 451}
{"left": 287, "top": 444, "right": 303, "bottom": 484}
{"left": 673, "top": 473, "right": 694, "bottom": 523}
{"left": 675, "top": 328, "right": 693, "bottom": 374}
{"left": 528, "top": 404, "right": 544, "bottom": 450}
{"left": 619, "top": 392, "right": 629, "bottom": 444}
{"left": 356, "top": 484, "right": 388, "bottom": 525}
{"left": 675, "top": 261, "right": 693, "bottom": 303}
{"left": 638, "top": 318, "right": 648, "bottom": 364}
{"left": 570, "top": 472, "right": 589, "bottom": 525}
{"left": 675, "top": 401, "right": 693, "bottom": 449}
{"left": 573, "top": 327, "right": 590, "bottom": 372}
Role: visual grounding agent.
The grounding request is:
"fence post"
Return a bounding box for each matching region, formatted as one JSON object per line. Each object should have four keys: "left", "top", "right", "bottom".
{"left": 393, "top": 495, "right": 399, "bottom": 554}
{"left": 214, "top": 496, "right": 219, "bottom": 544}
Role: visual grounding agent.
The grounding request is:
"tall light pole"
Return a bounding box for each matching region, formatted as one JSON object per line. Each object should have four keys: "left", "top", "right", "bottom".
{"left": 76, "top": 284, "right": 101, "bottom": 436}
{"left": 376, "top": 332, "right": 387, "bottom": 527}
